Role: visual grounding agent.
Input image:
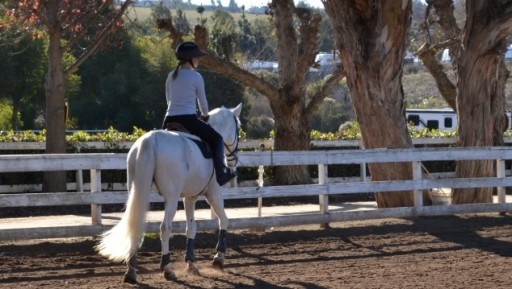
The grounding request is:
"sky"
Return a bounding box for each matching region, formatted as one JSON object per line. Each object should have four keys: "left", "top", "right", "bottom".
{"left": 188, "top": 0, "right": 324, "bottom": 9}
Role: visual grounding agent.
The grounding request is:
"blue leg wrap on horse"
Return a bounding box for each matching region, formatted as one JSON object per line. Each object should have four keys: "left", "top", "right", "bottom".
{"left": 215, "top": 229, "right": 227, "bottom": 253}
{"left": 185, "top": 238, "right": 195, "bottom": 262}
{"left": 160, "top": 253, "right": 171, "bottom": 270}
{"left": 128, "top": 255, "right": 138, "bottom": 268}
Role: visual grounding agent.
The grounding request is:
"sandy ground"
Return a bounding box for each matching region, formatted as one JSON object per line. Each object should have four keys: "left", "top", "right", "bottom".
{"left": 1, "top": 213, "right": 512, "bottom": 289}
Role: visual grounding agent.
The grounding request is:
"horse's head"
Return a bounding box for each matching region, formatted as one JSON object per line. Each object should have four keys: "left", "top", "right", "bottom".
{"left": 208, "top": 103, "right": 242, "bottom": 168}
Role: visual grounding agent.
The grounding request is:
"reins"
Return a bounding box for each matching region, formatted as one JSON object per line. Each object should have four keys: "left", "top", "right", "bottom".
{"left": 224, "top": 115, "right": 239, "bottom": 168}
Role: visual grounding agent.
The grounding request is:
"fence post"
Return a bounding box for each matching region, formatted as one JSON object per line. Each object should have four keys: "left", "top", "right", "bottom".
{"left": 256, "top": 143, "right": 266, "bottom": 219}
{"left": 76, "top": 170, "right": 84, "bottom": 192}
{"left": 318, "top": 163, "right": 329, "bottom": 228}
{"left": 412, "top": 161, "right": 423, "bottom": 207}
{"left": 90, "top": 169, "right": 102, "bottom": 225}
{"left": 359, "top": 141, "right": 367, "bottom": 182}
{"left": 496, "top": 159, "right": 506, "bottom": 215}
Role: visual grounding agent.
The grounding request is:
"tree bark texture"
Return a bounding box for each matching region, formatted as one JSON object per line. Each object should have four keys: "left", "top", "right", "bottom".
{"left": 324, "top": 0, "right": 426, "bottom": 208}
{"left": 453, "top": 0, "right": 512, "bottom": 204}
{"left": 41, "top": 0, "right": 67, "bottom": 193}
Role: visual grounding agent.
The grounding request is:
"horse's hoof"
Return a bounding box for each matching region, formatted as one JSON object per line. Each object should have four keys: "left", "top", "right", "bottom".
{"left": 161, "top": 263, "right": 176, "bottom": 281}
{"left": 164, "top": 270, "right": 177, "bottom": 281}
{"left": 186, "top": 261, "right": 200, "bottom": 275}
{"left": 123, "top": 272, "right": 137, "bottom": 284}
{"left": 212, "top": 257, "right": 224, "bottom": 271}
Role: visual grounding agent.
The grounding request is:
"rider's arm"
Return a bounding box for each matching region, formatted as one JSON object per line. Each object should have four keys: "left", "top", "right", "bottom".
{"left": 195, "top": 73, "right": 209, "bottom": 117}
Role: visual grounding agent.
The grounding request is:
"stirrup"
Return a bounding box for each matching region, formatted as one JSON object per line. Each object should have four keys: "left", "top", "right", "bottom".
{"left": 216, "top": 171, "right": 237, "bottom": 186}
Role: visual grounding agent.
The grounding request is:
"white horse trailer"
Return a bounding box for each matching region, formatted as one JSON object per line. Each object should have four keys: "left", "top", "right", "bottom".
{"left": 406, "top": 108, "right": 457, "bottom": 131}
{"left": 406, "top": 109, "right": 512, "bottom": 131}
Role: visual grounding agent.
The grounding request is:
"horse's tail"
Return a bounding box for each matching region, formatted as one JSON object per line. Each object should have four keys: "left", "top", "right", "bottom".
{"left": 95, "top": 133, "right": 156, "bottom": 262}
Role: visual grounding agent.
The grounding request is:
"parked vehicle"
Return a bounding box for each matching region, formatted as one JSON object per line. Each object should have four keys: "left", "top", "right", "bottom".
{"left": 405, "top": 108, "right": 512, "bottom": 131}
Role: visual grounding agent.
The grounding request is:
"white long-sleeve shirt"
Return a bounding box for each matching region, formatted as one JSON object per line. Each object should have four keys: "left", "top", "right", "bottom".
{"left": 165, "top": 68, "right": 209, "bottom": 117}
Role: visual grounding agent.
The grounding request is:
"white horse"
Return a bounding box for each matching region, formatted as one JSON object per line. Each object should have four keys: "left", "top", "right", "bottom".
{"left": 96, "top": 104, "right": 242, "bottom": 283}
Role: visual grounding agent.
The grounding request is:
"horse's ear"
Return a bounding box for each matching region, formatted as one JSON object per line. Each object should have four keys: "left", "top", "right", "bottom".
{"left": 231, "top": 103, "right": 242, "bottom": 117}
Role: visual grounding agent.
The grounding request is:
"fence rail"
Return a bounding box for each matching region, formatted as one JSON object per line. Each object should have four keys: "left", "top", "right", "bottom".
{"left": 3, "top": 137, "right": 512, "bottom": 152}
{"left": 1, "top": 146, "right": 511, "bottom": 241}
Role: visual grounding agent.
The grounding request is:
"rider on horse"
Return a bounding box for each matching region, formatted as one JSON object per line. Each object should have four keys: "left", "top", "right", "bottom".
{"left": 161, "top": 41, "right": 236, "bottom": 186}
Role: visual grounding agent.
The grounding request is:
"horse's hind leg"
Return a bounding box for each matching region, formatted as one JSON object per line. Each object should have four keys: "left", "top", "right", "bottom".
{"left": 205, "top": 189, "right": 229, "bottom": 270}
{"left": 183, "top": 196, "right": 200, "bottom": 275}
{"left": 123, "top": 255, "right": 138, "bottom": 284}
{"left": 160, "top": 197, "right": 179, "bottom": 281}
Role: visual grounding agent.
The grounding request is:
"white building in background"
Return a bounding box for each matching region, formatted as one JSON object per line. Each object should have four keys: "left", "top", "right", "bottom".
{"left": 314, "top": 51, "right": 341, "bottom": 75}
{"left": 242, "top": 60, "right": 278, "bottom": 72}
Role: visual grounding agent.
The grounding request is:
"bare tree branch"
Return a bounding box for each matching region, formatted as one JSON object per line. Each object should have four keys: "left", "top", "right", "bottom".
{"left": 157, "top": 18, "right": 183, "bottom": 47}
{"left": 64, "top": 0, "right": 133, "bottom": 76}
{"left": 417, "top": 43, "right": 457, "bottom": 109}
{"left": 63, "top": 0, "right": 114, "bottom": 52}
{"left": 305, "top": 68, "right": 346, "bottom": 119}
{"left": 417, "top": 0, "right": 460, "bottom": 109}
{"left": 192, "top": 25, "right": 279, "bottom": 102}
{"left": 294, "top": 10, "right": 321, "bottom": 93}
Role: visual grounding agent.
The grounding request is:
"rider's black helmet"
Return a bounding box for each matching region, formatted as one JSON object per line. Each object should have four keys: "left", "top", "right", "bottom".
{"left": 175, "top": 41, "right": 208, "bottom": 61}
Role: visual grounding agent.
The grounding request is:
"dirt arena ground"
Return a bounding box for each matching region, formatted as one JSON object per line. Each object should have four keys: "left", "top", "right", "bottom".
{"left": 1, "top": 213, "right": 512, "bottom": 289}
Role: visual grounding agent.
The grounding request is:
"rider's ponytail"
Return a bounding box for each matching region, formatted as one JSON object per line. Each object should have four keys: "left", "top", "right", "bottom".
{"left": 172, "top": 59, "right": 196, "bottom": 80}
{"left": 172, "top": 60, "right": 185, "bottom": 80}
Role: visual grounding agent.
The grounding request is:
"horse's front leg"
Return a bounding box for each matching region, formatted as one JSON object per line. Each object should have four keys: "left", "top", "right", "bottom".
{"left": 184, "top": 196, "right": 200, "bottom": 275}
{"left": 160, "top": 198, "right": 179, "bottom": 281}
{"left": 206, "top": 189, "right": 229, "bottom": 270}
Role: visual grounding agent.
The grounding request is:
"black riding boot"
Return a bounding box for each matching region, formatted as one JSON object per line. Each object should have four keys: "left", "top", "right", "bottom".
{"left": 212, "top": 139, "right": 236, "bottom": 186}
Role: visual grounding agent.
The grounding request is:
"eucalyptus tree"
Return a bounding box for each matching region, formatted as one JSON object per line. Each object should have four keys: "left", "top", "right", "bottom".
{"left": 416, "top": 0, "right": 512, "bottom": 204}
{"left": 323, "top": 0, "right": 424, "bottom": 207}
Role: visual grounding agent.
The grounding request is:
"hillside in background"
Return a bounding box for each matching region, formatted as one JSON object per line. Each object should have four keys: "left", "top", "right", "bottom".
{"left": 403, "top": 63, "right": 512, "bottom": 111}
{"left": 128, "top": 6, "right": 267, "bottom": 26}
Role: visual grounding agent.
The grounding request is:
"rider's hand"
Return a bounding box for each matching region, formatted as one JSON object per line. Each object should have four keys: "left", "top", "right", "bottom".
{"left": 200, "top": 114, "right": 210, "bottom": 122}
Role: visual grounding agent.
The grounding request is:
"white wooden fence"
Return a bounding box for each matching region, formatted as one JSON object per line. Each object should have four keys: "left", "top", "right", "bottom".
{"left": 1, "top": 146, "right": 512, "bottom": 241}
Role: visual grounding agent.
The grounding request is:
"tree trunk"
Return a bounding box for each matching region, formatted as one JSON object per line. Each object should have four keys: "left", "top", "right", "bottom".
{"left": 42, "top": 2, "right": 67, "bottom": 193}
{"left": 324, "top": 0, "right": 426, "bottom": 208}
{"left": 453, "top": 56, "right": 508, "bottom": 203}
{"left": 452, "top": 1, "right": 510, "bottom": 204}
{"left": 271, "top": 93, "right": 311, "bottom": 185}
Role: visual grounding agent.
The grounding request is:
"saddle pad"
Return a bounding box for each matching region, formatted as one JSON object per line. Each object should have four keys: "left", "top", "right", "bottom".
{"left": 165, "top": 127, "right": 212, "bottom": 159}
{"left": 185, "top": 135, "right": 212, "bottom": 159}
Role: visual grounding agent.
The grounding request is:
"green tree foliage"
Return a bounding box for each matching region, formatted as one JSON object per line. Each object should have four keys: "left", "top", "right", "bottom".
{"left": 196, "top": 5, "right": 206, "bottom": 25}
{"left": 317, "top": 14, "right": 334, "bottom": 53}
{"left": 237, "top": 15, "right": 276, "bottom": 61}
{"left": 0, "top": 14, "right": 46, "bottom": 130}
{"left": 237, "top": 10, "right": 257, "bottom": 59}
{"left": 250, "top": 19, "right": 276, "bottom": 61}
{"left": 71, "top": 30, "right": 165, "bottom": 132}
{"left": 227, "top": 0, "right": 239, "bottom": 12}
{"left": 0, "top": 100, "right": 18, "bottom": 130}
{"left": 200, "top": 68, "right": 248, "bottom": 128}
{"left": 310, "top": 97, "right": 348, "bottom": 132}
{"left": 209, "top": 10, "right": 237, "bottom": 61}
{"left": 174, "top": 9, "right": 191, "bottom": 35}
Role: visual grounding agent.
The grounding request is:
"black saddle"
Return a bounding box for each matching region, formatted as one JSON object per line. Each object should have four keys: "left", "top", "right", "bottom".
{"left": 165, "top": 122, "right": 212, "bottom": 159}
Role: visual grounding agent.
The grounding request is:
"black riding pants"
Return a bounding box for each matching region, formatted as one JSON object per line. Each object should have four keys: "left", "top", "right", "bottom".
{"left": 162, "top": 114, "right": 222, "bottom": 145}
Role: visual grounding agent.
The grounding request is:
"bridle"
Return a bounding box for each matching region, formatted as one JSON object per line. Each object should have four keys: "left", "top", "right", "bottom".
{"left": 224, "top": 115, "right": 239, "bottom": 168}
